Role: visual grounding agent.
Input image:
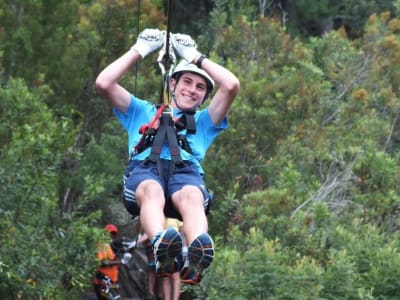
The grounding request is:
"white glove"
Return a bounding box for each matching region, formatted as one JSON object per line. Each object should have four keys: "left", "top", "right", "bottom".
{"left": 172, "top": 33, "right": 201, "bottom": 63}
{"left": 121, "top": 252, "right": 132, "bottom": 265}
{"left": 122, "top": 240, "right": 136, "bottom": 250}
{"left": 131, "top": 29, "right": 165, "bottom": 58}
{"left": 157, "top": 33, "right": 176, "bottom": 64}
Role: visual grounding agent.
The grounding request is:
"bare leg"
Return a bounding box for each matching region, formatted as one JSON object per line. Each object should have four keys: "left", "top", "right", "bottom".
{"left": 161, "top": 277, "right": 172, "bottom": 300}
{"left": 148, "top": 269, "right": 157, "bottom": 298}
{"left": 172, "top": 185, "right": 208, "bottom": 244}
{"left": 136, "top": 180, "right": 166, "bottom": 240}
{"left": 171, "top": 272, "right": 181, "bottom": 300}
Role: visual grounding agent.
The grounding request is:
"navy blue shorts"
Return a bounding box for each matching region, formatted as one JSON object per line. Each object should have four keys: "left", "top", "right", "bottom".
{"left": 122, "top": 159, "right": 212, "bottom": 220}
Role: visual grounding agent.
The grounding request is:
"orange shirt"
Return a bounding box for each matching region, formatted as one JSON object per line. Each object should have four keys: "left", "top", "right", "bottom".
{"left": 96, "top": 242, "right": 119, "bottom": 282}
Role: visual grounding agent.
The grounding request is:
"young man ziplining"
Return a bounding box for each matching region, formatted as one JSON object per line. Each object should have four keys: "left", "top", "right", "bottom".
{"left": 96, "top": 28, "right": 239, "bottom": 285}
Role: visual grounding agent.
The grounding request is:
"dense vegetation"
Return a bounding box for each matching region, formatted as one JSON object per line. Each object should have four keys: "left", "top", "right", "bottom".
{"left": 1, "top": 0, "right": 400, "bottom": 299}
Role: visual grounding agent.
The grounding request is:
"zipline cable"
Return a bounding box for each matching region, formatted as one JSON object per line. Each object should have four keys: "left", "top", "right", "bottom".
{"left": 159, "top": 0, "right": 174, "bottom": 107}
{"left": 134, "top": 0, "right": 141, "bottom": 95}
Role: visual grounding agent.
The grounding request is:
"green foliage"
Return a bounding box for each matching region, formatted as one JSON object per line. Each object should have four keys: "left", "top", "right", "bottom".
{"left": 206, "top": 9, "right": 400, "bottom": 299}
{"left": 284, "top": 0, "right": 395, "bottom": 38}
{"left": 0, "top": 78, "right": 103, "bottom": 298}
{"left": 2, "top": 1, "right": 400, "bottom": 299}
{"left": 206, "top": 16, "right": 330, "bottom": 225}
{"left": 78, "top": 118, "right": 128, "bottom": 212}
{"left": 208, "top": 198, "right": 400, "bottom": 299}
{"left": 396, "top": 0, "right": 400, "bottom": 15}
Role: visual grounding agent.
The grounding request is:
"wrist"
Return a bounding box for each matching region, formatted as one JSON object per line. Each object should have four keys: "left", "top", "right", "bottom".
{"left": 195, "top": 54, "right": 207, "bottom": 68}
{"left": 129, "top": 47, "right": 142, "bottom": 59}
{"left": 131, "top": 43, "right": 150, "bottom": 58}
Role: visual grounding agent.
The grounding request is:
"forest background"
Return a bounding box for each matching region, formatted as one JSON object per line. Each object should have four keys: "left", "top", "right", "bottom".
{"left": 2, "top": 0, "right": 400, "bottom": 299}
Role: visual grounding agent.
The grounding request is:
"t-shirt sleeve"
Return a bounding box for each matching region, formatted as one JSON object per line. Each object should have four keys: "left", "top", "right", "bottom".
{"left": 187, "top": 108, "right": 228, "bottom": 162}
{"left": 112, "top": 95, "right": 156, "bottom": 153}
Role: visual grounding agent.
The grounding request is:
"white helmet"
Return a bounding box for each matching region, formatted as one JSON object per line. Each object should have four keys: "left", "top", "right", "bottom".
{"left": 171, "top": 60, "right": 214, "bottom": 94}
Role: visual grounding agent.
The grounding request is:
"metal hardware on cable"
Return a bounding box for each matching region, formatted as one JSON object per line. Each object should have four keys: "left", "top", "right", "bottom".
{"left": 157, "top": 0, "right": 174, "bottom": 109}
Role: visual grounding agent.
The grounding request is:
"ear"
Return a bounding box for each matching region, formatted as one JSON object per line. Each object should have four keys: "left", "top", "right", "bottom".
{"left": 170, "top": 78, "right": 177, "bottom": 90}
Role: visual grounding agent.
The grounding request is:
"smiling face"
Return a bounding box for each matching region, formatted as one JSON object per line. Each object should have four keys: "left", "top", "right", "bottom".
{"left": 170, "top": 72, "right": 208, "bottom": 110}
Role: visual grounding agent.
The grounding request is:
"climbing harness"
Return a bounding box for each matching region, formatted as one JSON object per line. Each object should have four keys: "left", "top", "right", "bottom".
{"left": 131, "top": 0, "right": 198, "bottom": 177}
{"left": 133, "top": 103, "right": 197, "bottom": 177}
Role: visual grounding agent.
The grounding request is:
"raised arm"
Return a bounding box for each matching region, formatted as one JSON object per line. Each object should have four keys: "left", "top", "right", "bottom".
{"left": 196, "top": 56, "right": 240, "bottom": 125}
{"left": 96, "top": 29, "right": 165, "bottom": 113}
{"left": 172, "top": 33, "right": 240, "bottom": 125}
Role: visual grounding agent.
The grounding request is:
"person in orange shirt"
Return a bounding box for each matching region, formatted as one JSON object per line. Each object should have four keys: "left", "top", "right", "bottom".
{"left": 93, "top": 224, "right": 130, "bottom": 300}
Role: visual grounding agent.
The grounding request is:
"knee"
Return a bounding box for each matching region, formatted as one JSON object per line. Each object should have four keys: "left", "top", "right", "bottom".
{"left": 173, "top": 187, "right": 203, "bottom": 209}
{"left": 136, "top": 180, "right": 164, "bottom": 203}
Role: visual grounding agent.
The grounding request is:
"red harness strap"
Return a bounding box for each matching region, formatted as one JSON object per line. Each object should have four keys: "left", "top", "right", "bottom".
{"left": 134, "top": 104, "right": 166, "bottom": 154}
{"left": 132, "top": 104, "right": 196, "bottom": 164}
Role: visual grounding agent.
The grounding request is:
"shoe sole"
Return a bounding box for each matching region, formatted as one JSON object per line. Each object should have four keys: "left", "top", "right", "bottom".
{"left": 180, "top": 233, "right": 214, "bottom": 285}
{"left": 153, "top": 228, "right": 183, "bottom": 276}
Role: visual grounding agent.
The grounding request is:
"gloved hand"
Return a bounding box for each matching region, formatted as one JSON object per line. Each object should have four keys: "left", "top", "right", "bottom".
{"left": 131, "top": 29, "right": 165, "bottom": 58}
{"left": 122, "top": 240, "right": 136, "bottom": 250}
{"left": 172, "top": 33, "right": 201, "bottom": 63}
{"left": 157, "top": 33, "right": 176, "bottom": 65}
{"left": 121, "top": 252, "right": 132, "bottom": 265}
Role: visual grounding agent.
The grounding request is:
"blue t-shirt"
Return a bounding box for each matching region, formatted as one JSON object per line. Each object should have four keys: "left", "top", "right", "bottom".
{"left": 114, "top": 95, "right": 228, "bottom": 175}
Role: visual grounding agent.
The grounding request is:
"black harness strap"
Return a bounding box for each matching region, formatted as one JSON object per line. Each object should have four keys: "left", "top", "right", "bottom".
{"left": 185, "top": 113, "right": 196, "bottom": 134}
{"left": 133, "top": 108, "right": 197, "bottom": 156}
{"left": 144, "top": 111, "right": 186, "bottom": 177}
{"left": 134, "top": 104, "right": 165, "bottom": 155}
{"left": 175, "top": 111, "right": 196, "bottom": 134}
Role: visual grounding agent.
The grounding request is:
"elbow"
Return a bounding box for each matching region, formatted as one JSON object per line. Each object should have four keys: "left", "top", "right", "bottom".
{"left": 227, "top": 77, "right": 240, "bottom": 97}
{"left": 95, "top": 74, "right": 111, "bottom": 93}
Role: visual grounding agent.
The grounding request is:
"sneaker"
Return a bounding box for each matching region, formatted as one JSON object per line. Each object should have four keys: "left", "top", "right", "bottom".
{"left": 180, "top": 233, "right": 214, "bottom": 285}
{"left": 152, "top": 227, "right": 183, "bottom": 277}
